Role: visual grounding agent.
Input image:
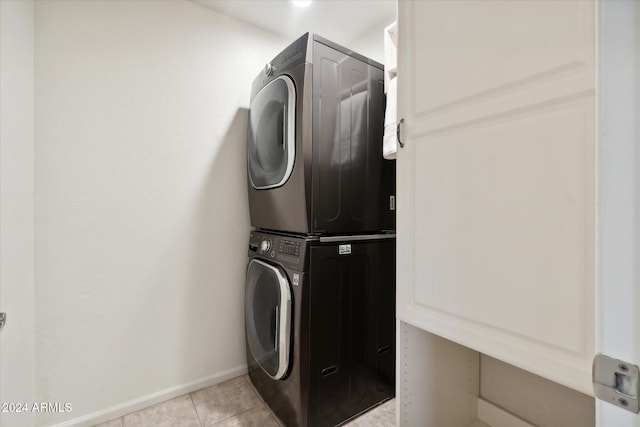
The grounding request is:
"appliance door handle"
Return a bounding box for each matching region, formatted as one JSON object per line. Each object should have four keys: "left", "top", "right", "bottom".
{"left": 274, "top": 305, "right": 279, "bottom": 352}
{"left": 282, "top": 105, "right": 287, "bottom": 151}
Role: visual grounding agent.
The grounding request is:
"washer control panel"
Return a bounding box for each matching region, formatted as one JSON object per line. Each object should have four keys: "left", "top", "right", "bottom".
{"left": 249, "top": 232, "right": 304, "bottom": 267}
{"left": 279, "top": 240, "right": 300, "bottom": 257}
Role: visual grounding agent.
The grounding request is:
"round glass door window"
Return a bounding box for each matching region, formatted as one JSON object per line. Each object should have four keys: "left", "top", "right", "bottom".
{"left": 245, "top": 259, "right": 292, "bottom": 379}
{"left": 248, "top": 76, "right": 296, "bottom": 189}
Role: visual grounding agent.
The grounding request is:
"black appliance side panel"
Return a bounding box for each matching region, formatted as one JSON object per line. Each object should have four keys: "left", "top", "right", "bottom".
{"left": 312, "top": 42, "right": 396, "bottom": 234}
{"left": 307, "top": 239, "right": 396, "bottom": 427}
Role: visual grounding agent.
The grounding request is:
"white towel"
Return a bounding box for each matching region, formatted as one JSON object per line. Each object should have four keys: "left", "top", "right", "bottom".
{"left": 383, "top": 76, "right": 397, "bottom": 160}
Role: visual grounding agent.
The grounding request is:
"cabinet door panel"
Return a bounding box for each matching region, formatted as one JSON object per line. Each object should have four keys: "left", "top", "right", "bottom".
{"left": 411, "top": 0, "right": 592, "bottom": 116}
{"left": 397, "top": 0, "right": 595, "bottom": 394}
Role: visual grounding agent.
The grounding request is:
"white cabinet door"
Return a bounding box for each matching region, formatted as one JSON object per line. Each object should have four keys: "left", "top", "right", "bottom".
{"left": 397, "top": 2, "right": 640, "bottom": 423}
{"left": 397, "top": 0, "right": 596, "bottom": 394}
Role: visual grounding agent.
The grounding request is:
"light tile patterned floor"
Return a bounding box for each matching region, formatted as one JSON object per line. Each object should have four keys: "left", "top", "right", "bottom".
{"left": 93, "top": 375, "right": 395, "bottom": 427}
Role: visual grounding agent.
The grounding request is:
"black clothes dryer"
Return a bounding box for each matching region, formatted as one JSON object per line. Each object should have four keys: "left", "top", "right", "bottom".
{"left": 247, "top": 33, "right": 396, "bottom": 235}
{"left": 245, "top": 230, "right": 396, "bottom": 427}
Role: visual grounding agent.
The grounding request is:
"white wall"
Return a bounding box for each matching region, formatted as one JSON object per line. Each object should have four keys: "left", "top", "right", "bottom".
{"left": 33, "top": 1, "right": 286, "bottom": 424}
{"left": 0, "top": 1, "right": 36, "bottom": 426}
{"left": 349, "top": 16, "right": 396, "bottom": 65}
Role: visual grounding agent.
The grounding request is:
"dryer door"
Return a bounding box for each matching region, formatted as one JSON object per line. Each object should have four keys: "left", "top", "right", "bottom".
{"left": 245, "top": 259, "right": 292, "bottom": 380}
{"left": 248, "top": 75, "right": 296, "bottom": 190}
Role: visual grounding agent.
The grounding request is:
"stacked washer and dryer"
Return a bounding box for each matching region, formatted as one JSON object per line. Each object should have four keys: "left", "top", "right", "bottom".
{"left": 244, "top": 33, "right": 396, "bottom": 427}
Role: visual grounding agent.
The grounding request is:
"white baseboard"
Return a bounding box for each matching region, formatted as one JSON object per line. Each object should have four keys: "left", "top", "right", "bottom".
{"left": 476, "top": 398, "right": 534, "bottom": 427}
{"left": 51, "top": 364, "right": 248, "bottom": 427}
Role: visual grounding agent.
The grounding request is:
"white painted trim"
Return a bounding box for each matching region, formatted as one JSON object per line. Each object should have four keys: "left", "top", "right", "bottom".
{"left": 477, "top": 398, "right": 534, "bottom": 427}
{"left": 595, "top": 0, "right": 640, "bottom": 425}
{"left": 50, "top": 365, "right": 248, "bottom": 427}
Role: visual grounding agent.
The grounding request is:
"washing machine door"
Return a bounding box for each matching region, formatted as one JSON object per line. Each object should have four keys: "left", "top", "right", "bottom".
{"left": 248, "top": 75, "right": 296, "bottom": 190}
{"left": 245, "top": 259, "right": 292, "bottom": 380}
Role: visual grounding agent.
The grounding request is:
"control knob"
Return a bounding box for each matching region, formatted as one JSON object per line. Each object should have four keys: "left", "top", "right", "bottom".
{"left": 264, "top": 63, "right": 276, "bottom": 76}
{"left": 260, "top": 239, "right": 272, "bottom": 253}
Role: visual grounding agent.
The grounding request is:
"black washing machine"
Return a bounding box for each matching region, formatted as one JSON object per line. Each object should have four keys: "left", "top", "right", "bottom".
{"left": 247, "top": 33, "right": 395, "bottom": 235}
{"left": 245, "top": 230, "right": 395, "bottom": 427}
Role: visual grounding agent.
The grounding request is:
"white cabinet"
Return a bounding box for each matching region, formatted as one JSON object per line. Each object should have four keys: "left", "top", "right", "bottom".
{"left": 396, "top": 1, "right": 640, "bottom": 425}
{"left": 397, "top": 0, "right": 596, "bottom": 392}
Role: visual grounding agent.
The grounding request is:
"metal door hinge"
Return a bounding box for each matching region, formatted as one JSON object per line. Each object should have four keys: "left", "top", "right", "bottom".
{"left": 593, "top": 353, "right": 640, "bottom": 413}
{"left": 0, "top": 313, "right": 6, "bottom": 332}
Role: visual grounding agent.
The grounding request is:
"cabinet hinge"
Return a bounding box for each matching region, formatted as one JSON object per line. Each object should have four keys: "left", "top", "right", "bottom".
{"left": 593, "top": 353, "right": 640, "bottom": 413}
